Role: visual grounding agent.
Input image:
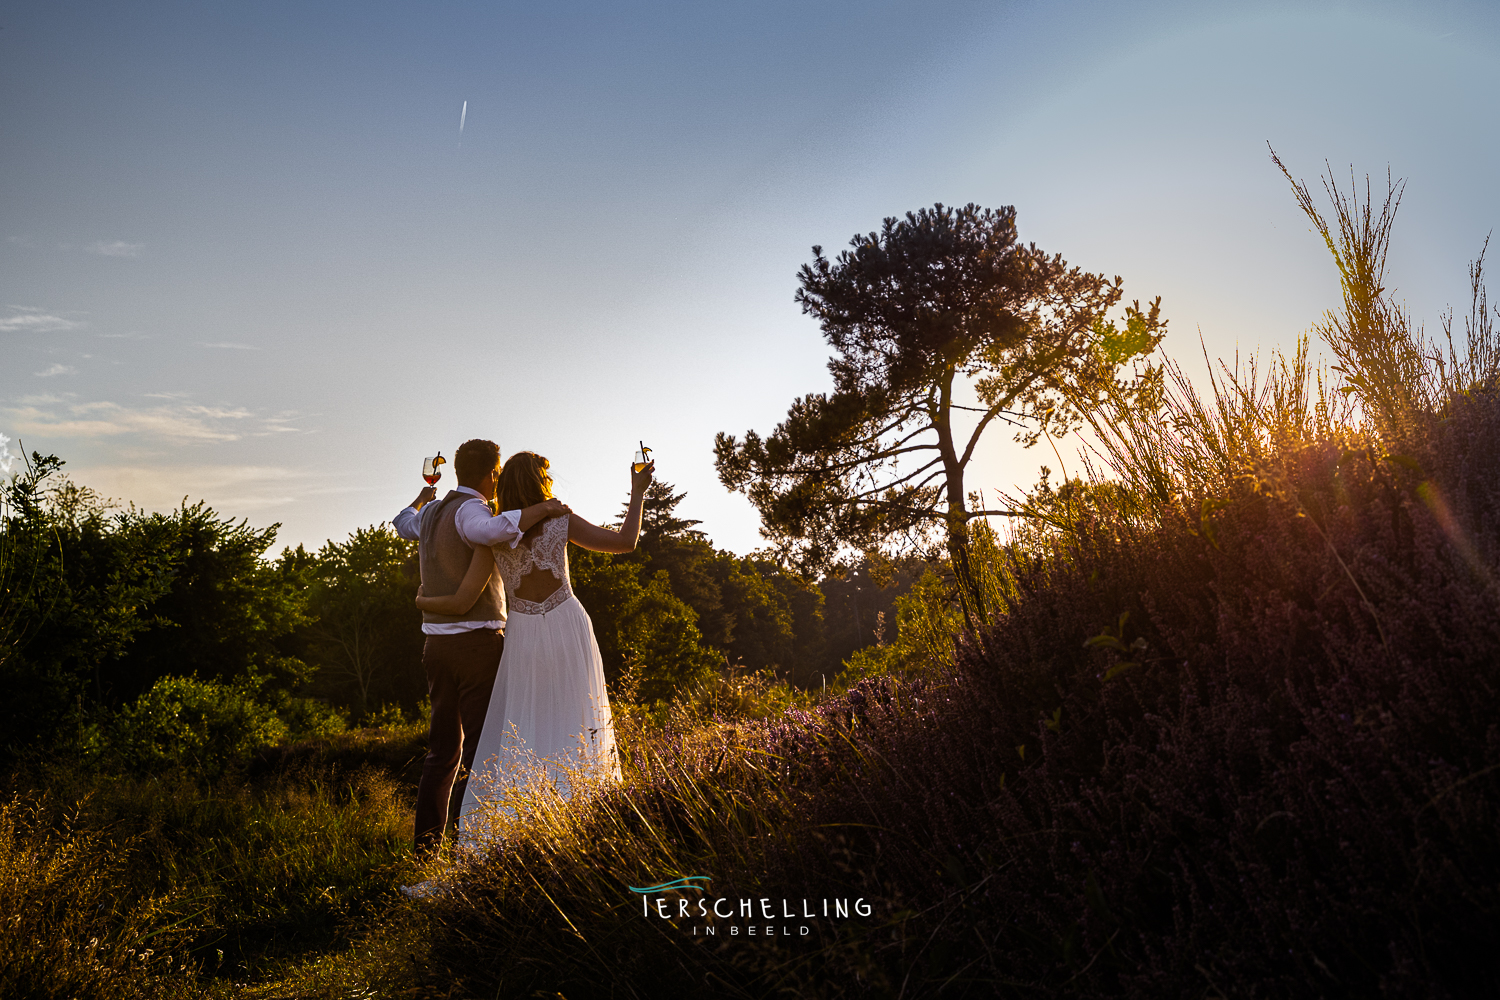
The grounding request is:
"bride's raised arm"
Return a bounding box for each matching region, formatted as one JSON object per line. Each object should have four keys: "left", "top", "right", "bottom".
{"left": 415, "top": 543, "right": 494, "bottom": 615}
{"left": 568, "top": 460, "right": 654, "bottom": 554}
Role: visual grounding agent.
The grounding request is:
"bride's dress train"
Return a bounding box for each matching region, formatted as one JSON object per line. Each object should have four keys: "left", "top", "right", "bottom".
{"left": 460, "top": 514, "right": 620, "bottom": 835}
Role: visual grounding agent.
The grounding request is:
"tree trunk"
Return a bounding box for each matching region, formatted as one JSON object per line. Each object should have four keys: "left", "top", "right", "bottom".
{"left": 934, "top": 370, "right": 985, "bottom": 634}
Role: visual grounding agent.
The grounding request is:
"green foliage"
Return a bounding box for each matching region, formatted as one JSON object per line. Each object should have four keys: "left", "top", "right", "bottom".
{"left": 110, "top": 503, "right": 311, "bottom": 697}
{"left": 813, "top": 555, "right": 929, "bottom": 686}
{"left": 0, "top": 454, "right": 413, "bottom": 768}
{"left": 578, "top": 482, "right": 822, "bottom": 706}
{"left": 1, "top": 459, "right": 190, "bottom": 760}
{"left": 262, "top": 689, "right": 350, "bottom": 741}
{"left": 709, "top": 554, "right": 796, "bottom": 672}
{"left": 629, "top": 481, "right": 732, "bottom": 647}
{"left": 578, "top": 481, "right": 924, "bottom": 707}
{"left": 0, "top": 451, "right": 68, "bottom": 675}
{"left": 617, "top": 570, "right": 720, "bottom": 705}
{"left": 80, "top": 676, "right": 289, "bottom": 779}
{"left": 834, "top": 566, "right": 963, "bottom": 689}
{"left": 665, "top": 666, "right": 811, "bottom": 724}
{"left": 570, "top": 545, "right": 718, "bottom": 706}
{"left": 297, "top": 525, "right": 424, "bottom": 719}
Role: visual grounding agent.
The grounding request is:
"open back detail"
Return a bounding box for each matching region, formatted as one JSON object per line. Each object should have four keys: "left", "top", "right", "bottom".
{"left": 494, "top": 514, "right": 572, "bottom": 615}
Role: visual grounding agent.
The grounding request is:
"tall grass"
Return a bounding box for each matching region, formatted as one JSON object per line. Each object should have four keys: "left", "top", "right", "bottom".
{"left": 265, "top": 693, "right": 966, "bottom": 998}
{"left": 0, "top": 797, "right": 196, "bottom": 1000}
{"left": 1031, "top": 154, "right": 1498, "bottom": 549}
{"left": 1, "top": 723, "right": 428, "bottom": 997}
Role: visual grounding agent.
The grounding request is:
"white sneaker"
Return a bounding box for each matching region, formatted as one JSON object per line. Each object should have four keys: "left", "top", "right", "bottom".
{"left": 399, "top": 880, "right": 443, "bottom": 900}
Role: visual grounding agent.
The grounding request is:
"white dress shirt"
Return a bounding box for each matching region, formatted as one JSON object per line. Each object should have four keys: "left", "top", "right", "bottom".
{"left": 393, "top": 486, "right": 525, "bottom": 635}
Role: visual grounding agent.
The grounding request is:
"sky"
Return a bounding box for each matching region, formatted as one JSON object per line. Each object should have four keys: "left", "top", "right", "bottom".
{"left": 3, "top": 0, "right": 1498, "bottom": 557}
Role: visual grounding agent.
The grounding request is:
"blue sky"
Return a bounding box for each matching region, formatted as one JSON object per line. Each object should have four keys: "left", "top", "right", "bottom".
{"left": 3, "top": 0, "right": 1498, "bottom": 556}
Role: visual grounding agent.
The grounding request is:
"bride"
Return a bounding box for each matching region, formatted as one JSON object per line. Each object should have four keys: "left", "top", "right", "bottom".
{"left": 415, "top": 451, "right": 652, "bottom": 834}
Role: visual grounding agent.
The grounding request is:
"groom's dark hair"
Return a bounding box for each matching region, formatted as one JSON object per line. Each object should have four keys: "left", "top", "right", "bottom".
{"left": 454, "top": 438, "right": 501, "bottom": 488}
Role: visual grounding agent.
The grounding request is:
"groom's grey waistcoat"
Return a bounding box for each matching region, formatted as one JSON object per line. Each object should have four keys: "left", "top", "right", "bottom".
{"left": 418, "top": 491, "right": 506, "bottom": 628}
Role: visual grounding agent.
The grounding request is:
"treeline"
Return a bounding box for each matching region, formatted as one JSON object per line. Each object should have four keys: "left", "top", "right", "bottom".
{"left": 0, "top": 460, "right": 921, "bottom": 769}
{"left": 572, "top": 482, "right": 925, "bottom": 702}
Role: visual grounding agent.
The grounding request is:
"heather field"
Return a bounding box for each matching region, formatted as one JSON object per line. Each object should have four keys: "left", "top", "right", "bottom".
{"left": 5, "top": 171, "right": 1500, "bottom": 998}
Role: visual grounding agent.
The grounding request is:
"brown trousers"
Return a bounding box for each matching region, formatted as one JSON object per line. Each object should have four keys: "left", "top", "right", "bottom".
{"left": 414, "top": 627, "right": 504, "bottom": 856}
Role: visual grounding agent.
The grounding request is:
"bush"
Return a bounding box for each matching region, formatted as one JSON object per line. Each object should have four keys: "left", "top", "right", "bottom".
{"left": 1, "top": 463, "right": 185, "bottom": 762}
{"left": 83, "top": 676, "right": 288, "bottom": 778}
{"left": 569, "top": 549, "right": 721, "bottom": 704}
{"left": 618, "top": 571, "right": 721, "bottom": 705}
{"left": 933, "top": 399, "right": 1500, "bottom": 994}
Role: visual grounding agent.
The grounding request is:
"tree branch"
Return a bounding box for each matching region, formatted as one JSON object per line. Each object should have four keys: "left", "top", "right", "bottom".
{"left": 838, "top": 457, "right": 946, "bottom": 500}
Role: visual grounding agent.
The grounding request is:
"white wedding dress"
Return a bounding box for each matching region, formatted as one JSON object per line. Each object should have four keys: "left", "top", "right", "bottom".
{"left": 459, "top": 514, "right": 621, "bottom": 834}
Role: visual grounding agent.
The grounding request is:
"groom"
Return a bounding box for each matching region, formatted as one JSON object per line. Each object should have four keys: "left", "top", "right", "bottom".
{"left": 393, "top": 438, "right": 568, "bottom": 858}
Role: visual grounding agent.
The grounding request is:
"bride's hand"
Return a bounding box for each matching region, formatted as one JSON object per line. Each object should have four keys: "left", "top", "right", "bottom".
{"left": 630, "top": 459, "right": 654, "bottom": 494}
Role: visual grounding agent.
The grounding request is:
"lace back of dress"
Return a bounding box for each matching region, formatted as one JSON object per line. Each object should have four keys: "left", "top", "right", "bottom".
{"left": 498, "top": 514, "right": 572, "bottom": 615}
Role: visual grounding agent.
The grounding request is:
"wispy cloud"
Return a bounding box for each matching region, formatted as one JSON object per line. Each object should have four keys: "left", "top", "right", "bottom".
{"left": 86, "top": 240, "right": 145, "bottom": 258}
{"left": 71, "top": 463, "right": 304, "bottom": 514}
{"left": 35, "top": 363, "right": 76, "bottom": 377}
{"left": 260, "top": 411, "right": 304, "bottom": 435}
{"left": 182, "top": 405, "right": 254, "bottom": 420}
{"left": 198, "top": 341, "right": 259, "bottom": 350}
{"left": 1, "top": 306, "right": 83, "bottom": 334}
{"left": 5, "top": 398, "right": 254, "bottom": 444}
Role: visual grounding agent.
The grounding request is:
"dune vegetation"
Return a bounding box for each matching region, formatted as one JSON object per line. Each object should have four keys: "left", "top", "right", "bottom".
{"left": 4, "top": 162, "right": 1500, "bottom": 998}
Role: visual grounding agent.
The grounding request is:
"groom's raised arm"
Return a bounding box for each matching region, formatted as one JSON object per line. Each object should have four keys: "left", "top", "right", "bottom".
{"left": 392, "top": 485, "right": 438, "bottom": 541}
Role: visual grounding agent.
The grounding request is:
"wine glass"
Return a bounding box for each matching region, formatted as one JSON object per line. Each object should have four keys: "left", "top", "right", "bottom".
{"left": 633, "top": 441, "right": 653, "bottom": 473}
{"left": 422, "top": 452, "right": 446, "bottom": 486}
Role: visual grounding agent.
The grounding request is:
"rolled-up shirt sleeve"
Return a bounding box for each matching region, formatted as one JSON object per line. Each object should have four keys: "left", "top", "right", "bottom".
{"left": 392, "top": 506, "right": 421, "bottom": 541}
{"left": 455, "top": 501, "right": 526, "bottom": 549}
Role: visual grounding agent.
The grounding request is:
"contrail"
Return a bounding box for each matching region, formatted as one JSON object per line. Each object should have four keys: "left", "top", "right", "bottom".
{"left": 460, "top": 100, "right": 467, "bottom": 134}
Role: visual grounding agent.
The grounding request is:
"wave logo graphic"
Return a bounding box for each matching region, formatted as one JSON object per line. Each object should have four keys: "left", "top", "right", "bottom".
{"left": 627, "top": 876, "right": 712, "bottom": 894}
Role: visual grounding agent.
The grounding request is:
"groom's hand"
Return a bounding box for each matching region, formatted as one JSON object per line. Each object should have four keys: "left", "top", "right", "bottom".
{"left": 411, "top": 486, "right": 438, "bottom": 510}
{"left": 516, "top": 497, "right": 572, "bottom": 532}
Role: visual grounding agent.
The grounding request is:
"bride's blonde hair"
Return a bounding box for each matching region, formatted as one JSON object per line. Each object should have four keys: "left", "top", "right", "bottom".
{"left": 497, "top": 452, "right": 553, "bottom": 520}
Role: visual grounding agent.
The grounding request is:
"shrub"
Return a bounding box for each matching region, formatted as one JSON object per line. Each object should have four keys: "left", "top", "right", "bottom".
{"left": 84, "top": 675, "right": 288, "bottom": 778}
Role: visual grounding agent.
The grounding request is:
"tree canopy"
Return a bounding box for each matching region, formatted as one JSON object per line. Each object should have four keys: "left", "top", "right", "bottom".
{"left": 715, "top": 202, "right": 1164, "bottom": 621}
